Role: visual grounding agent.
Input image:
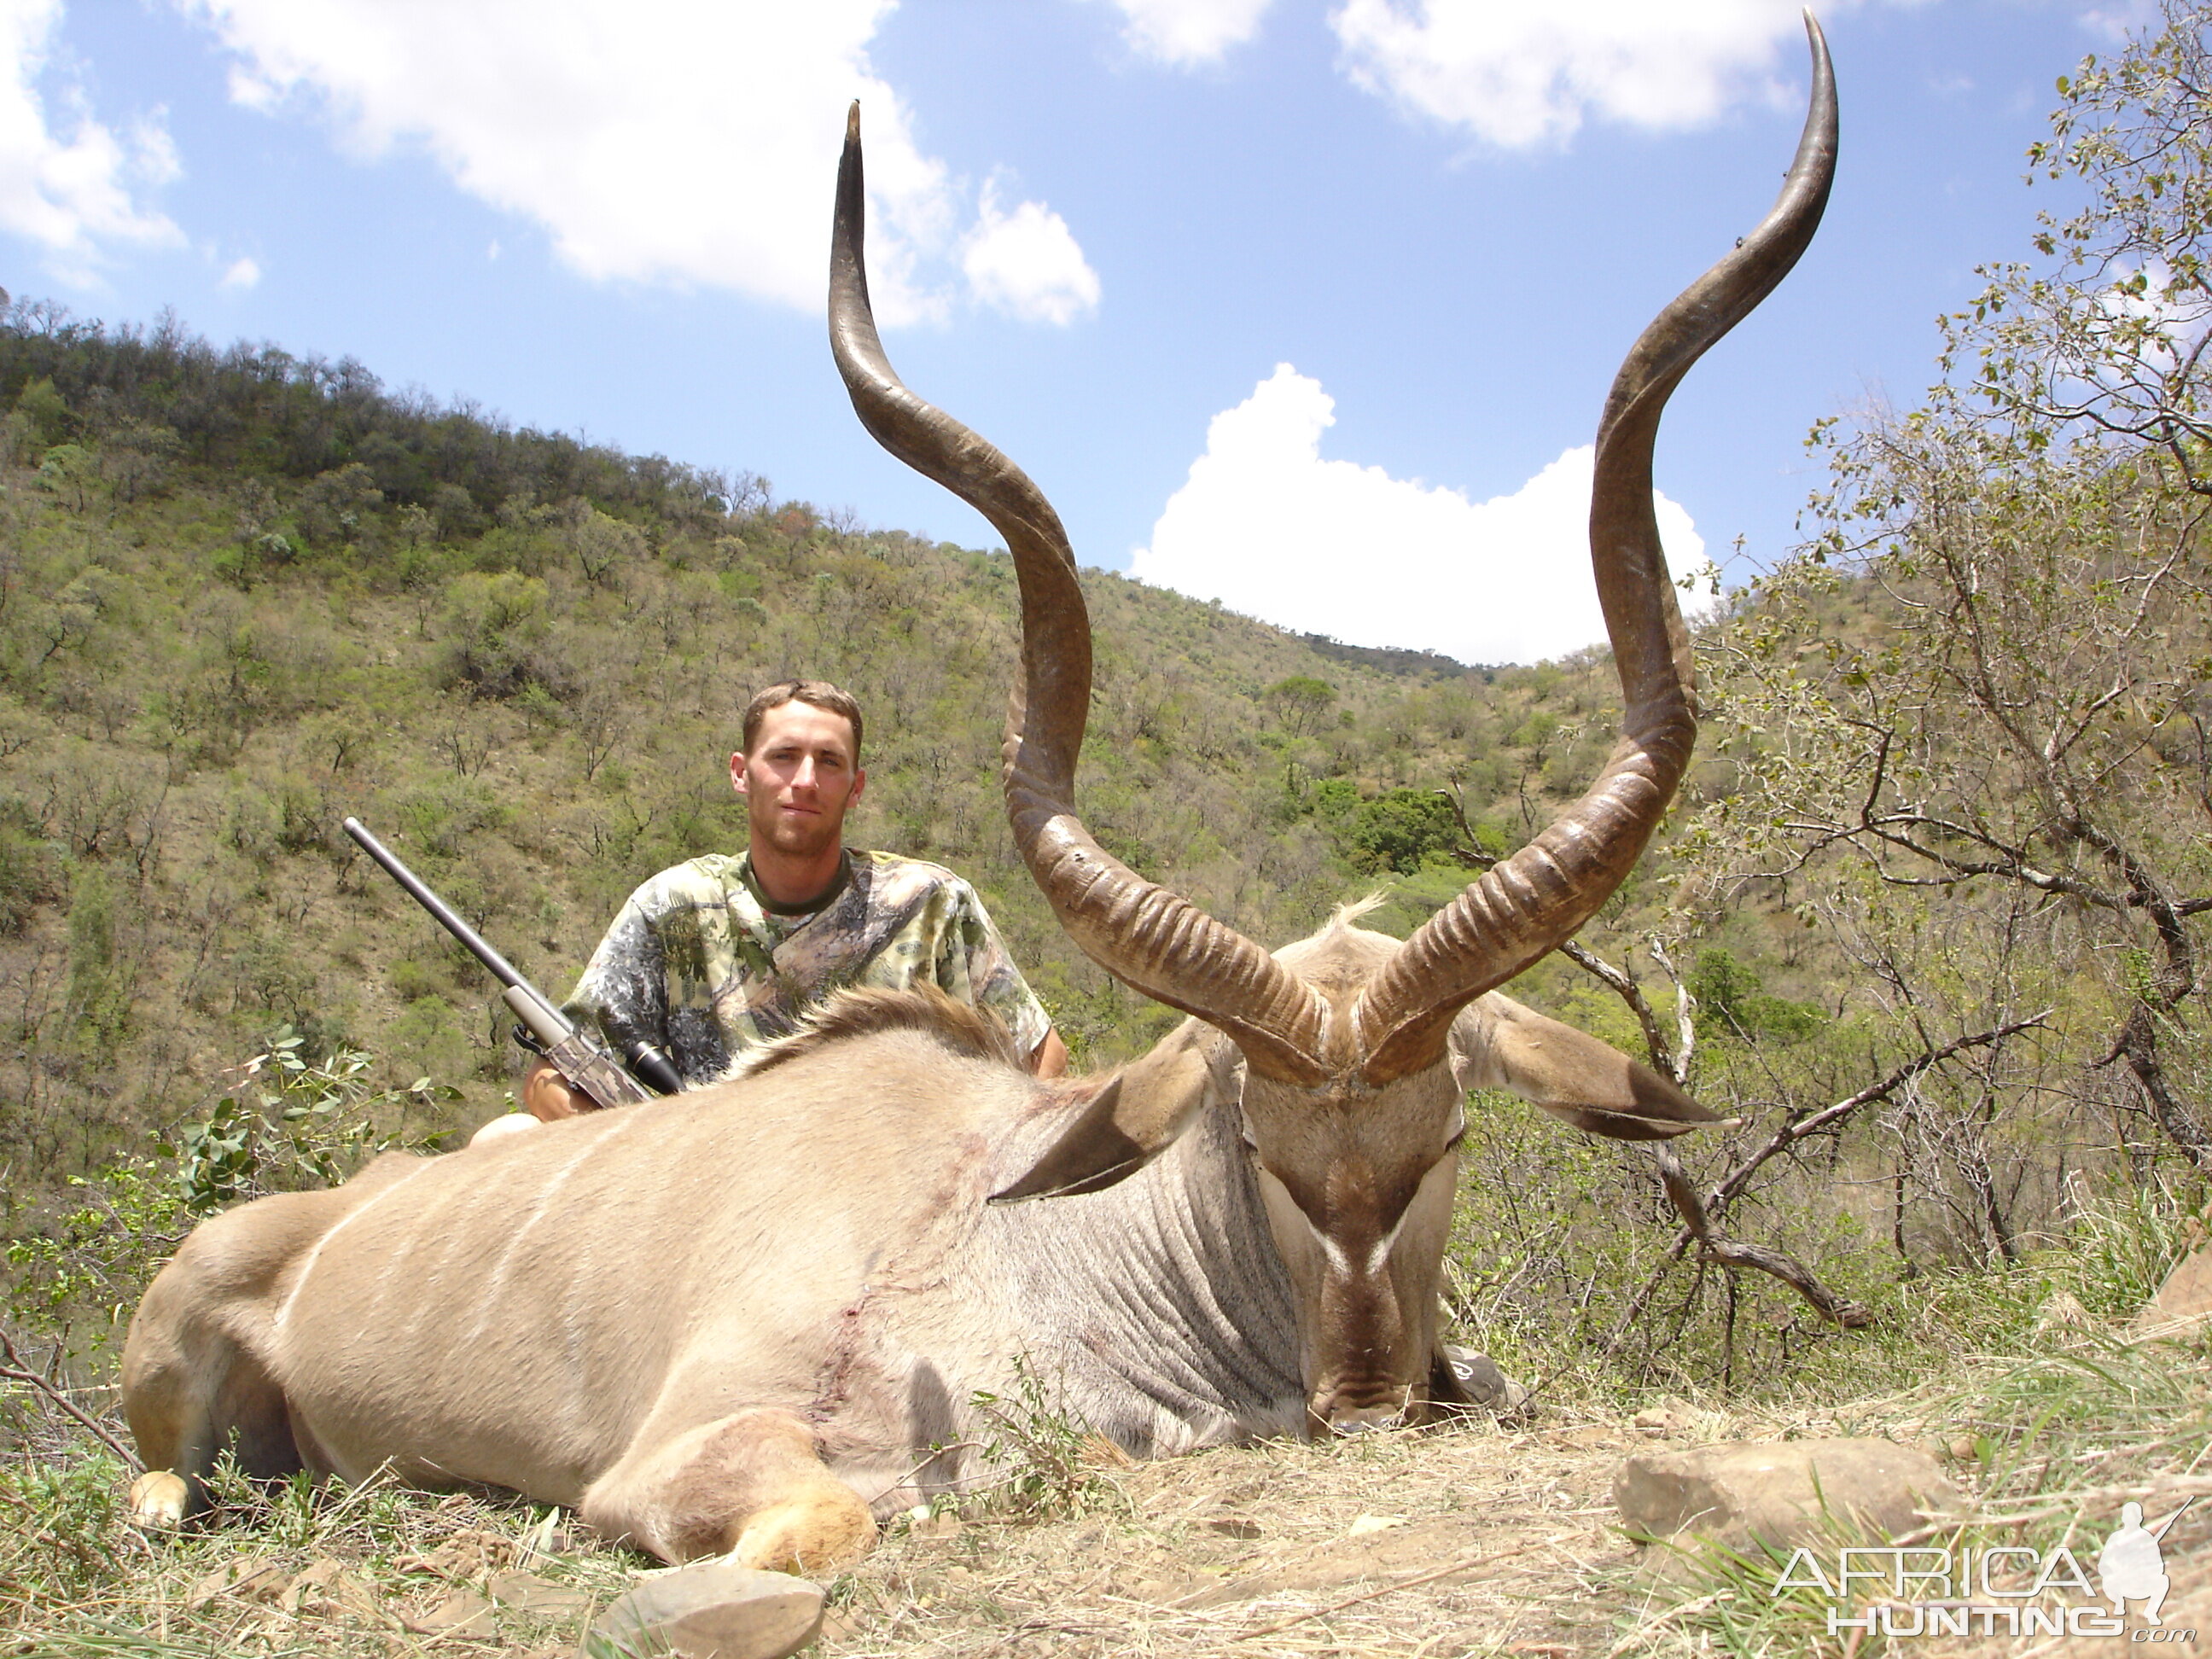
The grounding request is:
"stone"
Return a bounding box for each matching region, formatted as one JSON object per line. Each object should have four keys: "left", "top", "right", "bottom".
{"left": 126, "top": 1470, "right": 190, "bottom": 1528}
{"left": 405, "top": 1588, "right": 495, "bottom": 1636}
{"left": 588, "top": 1563, "right": 824, "bottom": 1659}
{"left": 1615, "top": 1438, "right": 1959, "bottom": 1551}
{"left": 185, "top": 1555, "right": 285, "bottom": 1610}
{"left": 1632, "top": 1396, "right": 1730, "bottom": 1441}
{"left": 2133, "top": 1242, "right": 2212, "bottom": 1338}
{"left": 487, "top": 1569, "right": 593, "bottom": 1614}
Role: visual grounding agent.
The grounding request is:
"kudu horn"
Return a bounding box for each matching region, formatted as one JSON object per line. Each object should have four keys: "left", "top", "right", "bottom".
{"left": 828, "top": 14, "right": 1837, "bottom": 1084}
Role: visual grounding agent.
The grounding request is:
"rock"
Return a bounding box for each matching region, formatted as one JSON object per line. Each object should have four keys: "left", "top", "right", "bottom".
{"left": 1615, "top": 1438, "right": 1959, "bottom": 1551}
{"left": 487, "top": 1569, "right": 592, "bottom": 1614}
{"left": 1205, "top": 1516, "right": 1261, "bottom": 1539}
{"left": 1631, "top": 1397, "right": 1727, "bottom": 1441}
{"left": 588, "top": 1563, "right": 824, "bottom": 1659}
{"left": 1346, "top": 1514, "right": 1406, "bottom": 1537}
{"left": 185, "top": 1556, "right": 285, "bottom": 1610}
{"left": 2133, "top": 1242, "right": 2212, "bottom": 1338}
{"left": 126, "top": 1470, "right": 190, "bottom": 1528}
{"left": 405, "top": 1588, "right": 495, "bottom": 1636}
{"left": 1549, "top": 1423, "right": 1615, "bottom": 1448}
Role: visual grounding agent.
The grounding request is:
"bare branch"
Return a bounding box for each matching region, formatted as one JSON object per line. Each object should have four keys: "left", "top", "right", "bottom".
{"left": 1557, "top": 939, "right": 1680, "bottom": 1083}
{"left": 1707, "top": 1011, "right": 2052, "bottom": 1217}
{"left": 0, "top": 1329, "right": 139, "bottom": 1470}
{"left": 1595, "top": 1014, "right": 2049, "bottom": 1358}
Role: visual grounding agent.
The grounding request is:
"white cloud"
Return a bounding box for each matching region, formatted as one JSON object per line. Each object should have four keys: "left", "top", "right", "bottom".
{"left": 175, "top": 0, "right": 1097, "bottom": 326}
{"left": 2082, "top": 2, "right": 2160, "bottom": 44}
{"left": 1131, "top": 364, "right": 1706, "bottom": 667}
{"left": 0, "top": 0, "right": 181, "bottom": 278}
{"left": 1106, "top": 0, "right": 1275, "bottom": 67}
{"left": 217, "top": 253, "right": 259, "bottom": 288}
{"left": 1330, "top": 0, "right": 1855, "bottom": 148}
{"left": 962, "top": 182, "right": 1099, "bottom": 325}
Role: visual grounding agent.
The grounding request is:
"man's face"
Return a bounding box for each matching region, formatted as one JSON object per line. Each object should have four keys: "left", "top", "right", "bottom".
{"left": 732, "top": 701, "right": 865, "bottom": 861}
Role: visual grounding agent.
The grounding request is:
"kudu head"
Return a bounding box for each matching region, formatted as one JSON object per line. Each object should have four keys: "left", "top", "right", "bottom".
{"left": 829, "top": 21, "right": 1836, "bottom": 1433}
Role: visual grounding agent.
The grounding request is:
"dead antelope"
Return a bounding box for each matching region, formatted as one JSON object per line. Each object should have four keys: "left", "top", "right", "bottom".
{"left": 122, "top": 25, "right": 1835, "bottom": 1575}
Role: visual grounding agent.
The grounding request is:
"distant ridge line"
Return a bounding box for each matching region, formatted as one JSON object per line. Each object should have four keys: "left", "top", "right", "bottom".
{"left": 1297, "top": 633, "right": 1488, "bottom": 682}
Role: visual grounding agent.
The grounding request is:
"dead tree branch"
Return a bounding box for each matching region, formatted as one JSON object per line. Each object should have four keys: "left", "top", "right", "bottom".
{"left": 0, "top": 1329, "right": 139, "bottom": 1469}
{"left": 1594, "top": 1012, "right": 2048, "bottom": 1357}
{"left": 1704, "top": 1011, "right": 2052, "bottom": 1220}
{"left": 1557, "top": 938, "right": 1877, "bottom": 1337}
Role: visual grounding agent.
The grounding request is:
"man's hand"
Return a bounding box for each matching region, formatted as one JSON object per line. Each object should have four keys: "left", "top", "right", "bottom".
{"left": 1031, "top": 1029, "right": 1068, "bottom": 1080}
{"left": 522, "top": 1058, "right": 593, "bottom": 1121}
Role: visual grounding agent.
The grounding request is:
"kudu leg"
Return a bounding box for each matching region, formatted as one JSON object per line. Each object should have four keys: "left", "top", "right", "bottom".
{"left": 579, "top": 1406, "right": 877, "bottom": 1572}
{"left": 120, "top": 1194, "right": 335, "bottom": 1523}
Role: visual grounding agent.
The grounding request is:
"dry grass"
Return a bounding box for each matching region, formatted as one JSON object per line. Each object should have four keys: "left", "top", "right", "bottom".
{"left": 8, "top": 1300, "right": 2209, "bottom": 1657}
{"left": 1621, "top": 1330, "right": 2212, "bottom": 1659}
{"left": 822, "top": 1409, "right": 1642, "bottom": 1659}
{"left": 7, "top": 1353, "right": 2209, "bottom": 1659}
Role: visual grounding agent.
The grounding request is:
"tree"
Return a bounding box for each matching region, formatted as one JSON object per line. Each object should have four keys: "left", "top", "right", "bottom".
{"left": 1695, "top": 0, "right": 2212, "bottom": 1185}
{"left": 1265, "top": 674, "right": 1335, "bottom": 736}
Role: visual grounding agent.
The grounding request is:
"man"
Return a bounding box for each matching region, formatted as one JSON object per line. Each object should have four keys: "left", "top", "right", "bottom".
{"left": 519, "top": 678, "right": 1065, "bottom": 1123}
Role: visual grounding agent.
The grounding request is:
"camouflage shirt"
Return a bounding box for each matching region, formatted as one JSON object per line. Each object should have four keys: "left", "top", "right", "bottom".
{"left": 561, "top": 849, "right": 1051, "bottom": 1088}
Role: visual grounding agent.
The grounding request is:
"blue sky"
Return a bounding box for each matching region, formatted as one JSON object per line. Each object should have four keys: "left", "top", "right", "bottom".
{"left": 0, "top": 0, "right": 2145, "bottom": 663}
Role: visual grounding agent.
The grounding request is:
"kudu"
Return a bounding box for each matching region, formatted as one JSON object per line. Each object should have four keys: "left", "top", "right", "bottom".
{"left": 121, "top": 26, "right": 1835, "bottom": 1575}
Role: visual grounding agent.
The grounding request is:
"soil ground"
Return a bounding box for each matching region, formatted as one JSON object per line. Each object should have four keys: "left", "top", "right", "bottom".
{"left": 19, "top": 1371, "right": 2208, "bottom": 1658}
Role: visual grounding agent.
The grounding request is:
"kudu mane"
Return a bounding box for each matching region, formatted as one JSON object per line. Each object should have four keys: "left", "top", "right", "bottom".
{"left": 734, "top": 983, "right": 1030, "bottom": 1079}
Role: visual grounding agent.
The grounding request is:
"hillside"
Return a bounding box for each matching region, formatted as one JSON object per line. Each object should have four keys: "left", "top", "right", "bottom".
{"left": 5, "top": 281, "right": 2200, "bottom": 1411}
{"left": 0, "top": 296, "right": 1672, "bottom": 1200}
{"left": 12, "top": 14, "right": 2212, "bottom": 1650}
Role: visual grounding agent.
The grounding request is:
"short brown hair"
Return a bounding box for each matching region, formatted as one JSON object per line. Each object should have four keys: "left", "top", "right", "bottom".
{"left": 742, "top": 679, "right": 864, "bottom": 761}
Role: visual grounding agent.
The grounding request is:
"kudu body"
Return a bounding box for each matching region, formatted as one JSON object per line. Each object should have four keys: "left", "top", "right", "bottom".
{"left": 122, "top": 29, "right": 1835, "bottom": 1572}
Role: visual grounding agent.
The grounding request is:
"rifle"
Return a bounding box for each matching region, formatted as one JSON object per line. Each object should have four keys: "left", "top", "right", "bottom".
{"left": 341, "top": 817, "right": 684, "bottom": 1109}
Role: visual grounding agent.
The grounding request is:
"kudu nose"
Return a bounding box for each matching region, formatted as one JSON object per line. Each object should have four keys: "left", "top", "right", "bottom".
{"left": 1316, "top": 1395, "right": 1411, "bottom": 1436}
{"left": 1328, "top": 1414, "right": 1402, "bottom": 1438}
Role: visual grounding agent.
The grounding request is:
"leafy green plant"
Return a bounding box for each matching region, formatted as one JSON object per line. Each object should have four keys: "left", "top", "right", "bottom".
{"left": 160, "top": 1028, "right": 458, "bottom": 1212}
{"left": 4, "top": 1031, "right": 457, "bottom": 1363}
{"left": 963, "top": 1355, "right": 1121, "bottom": 1522}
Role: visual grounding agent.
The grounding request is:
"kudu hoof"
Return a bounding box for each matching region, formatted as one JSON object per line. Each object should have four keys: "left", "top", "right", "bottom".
{"left": 127, "top": 1470, "right": 190, "bottom": 1528}
{"left": 589, "top": 1563, "right": 824, "bottom": 1659}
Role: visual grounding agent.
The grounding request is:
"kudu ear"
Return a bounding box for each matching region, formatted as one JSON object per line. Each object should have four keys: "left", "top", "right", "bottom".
{"left": 991, "top": 1019, "right": 1220, "bottom": 1203}
{"left": 1448, "top": 993, "right": 1724, "bottom": 1143}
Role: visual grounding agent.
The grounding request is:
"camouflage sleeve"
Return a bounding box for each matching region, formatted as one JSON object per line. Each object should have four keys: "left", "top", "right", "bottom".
{"left": 560, "top": 886, "right": 670, "bottom": 1064}
{"left": 934, "top": 882, "right": 1052, "bottom": 1058}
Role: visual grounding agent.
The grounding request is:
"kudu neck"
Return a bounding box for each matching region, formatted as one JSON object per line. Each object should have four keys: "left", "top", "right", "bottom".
{"left": 989, "top": 1095, "right": 1306, "bottom": 1452}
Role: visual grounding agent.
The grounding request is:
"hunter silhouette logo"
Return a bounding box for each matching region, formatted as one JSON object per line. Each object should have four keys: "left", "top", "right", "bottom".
{"left": 2103, "top": 1499, "right": 2192, "bottom": 1627}
{"left": 1775, "top": 1498, "right": 2197, "bottom": 1641}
